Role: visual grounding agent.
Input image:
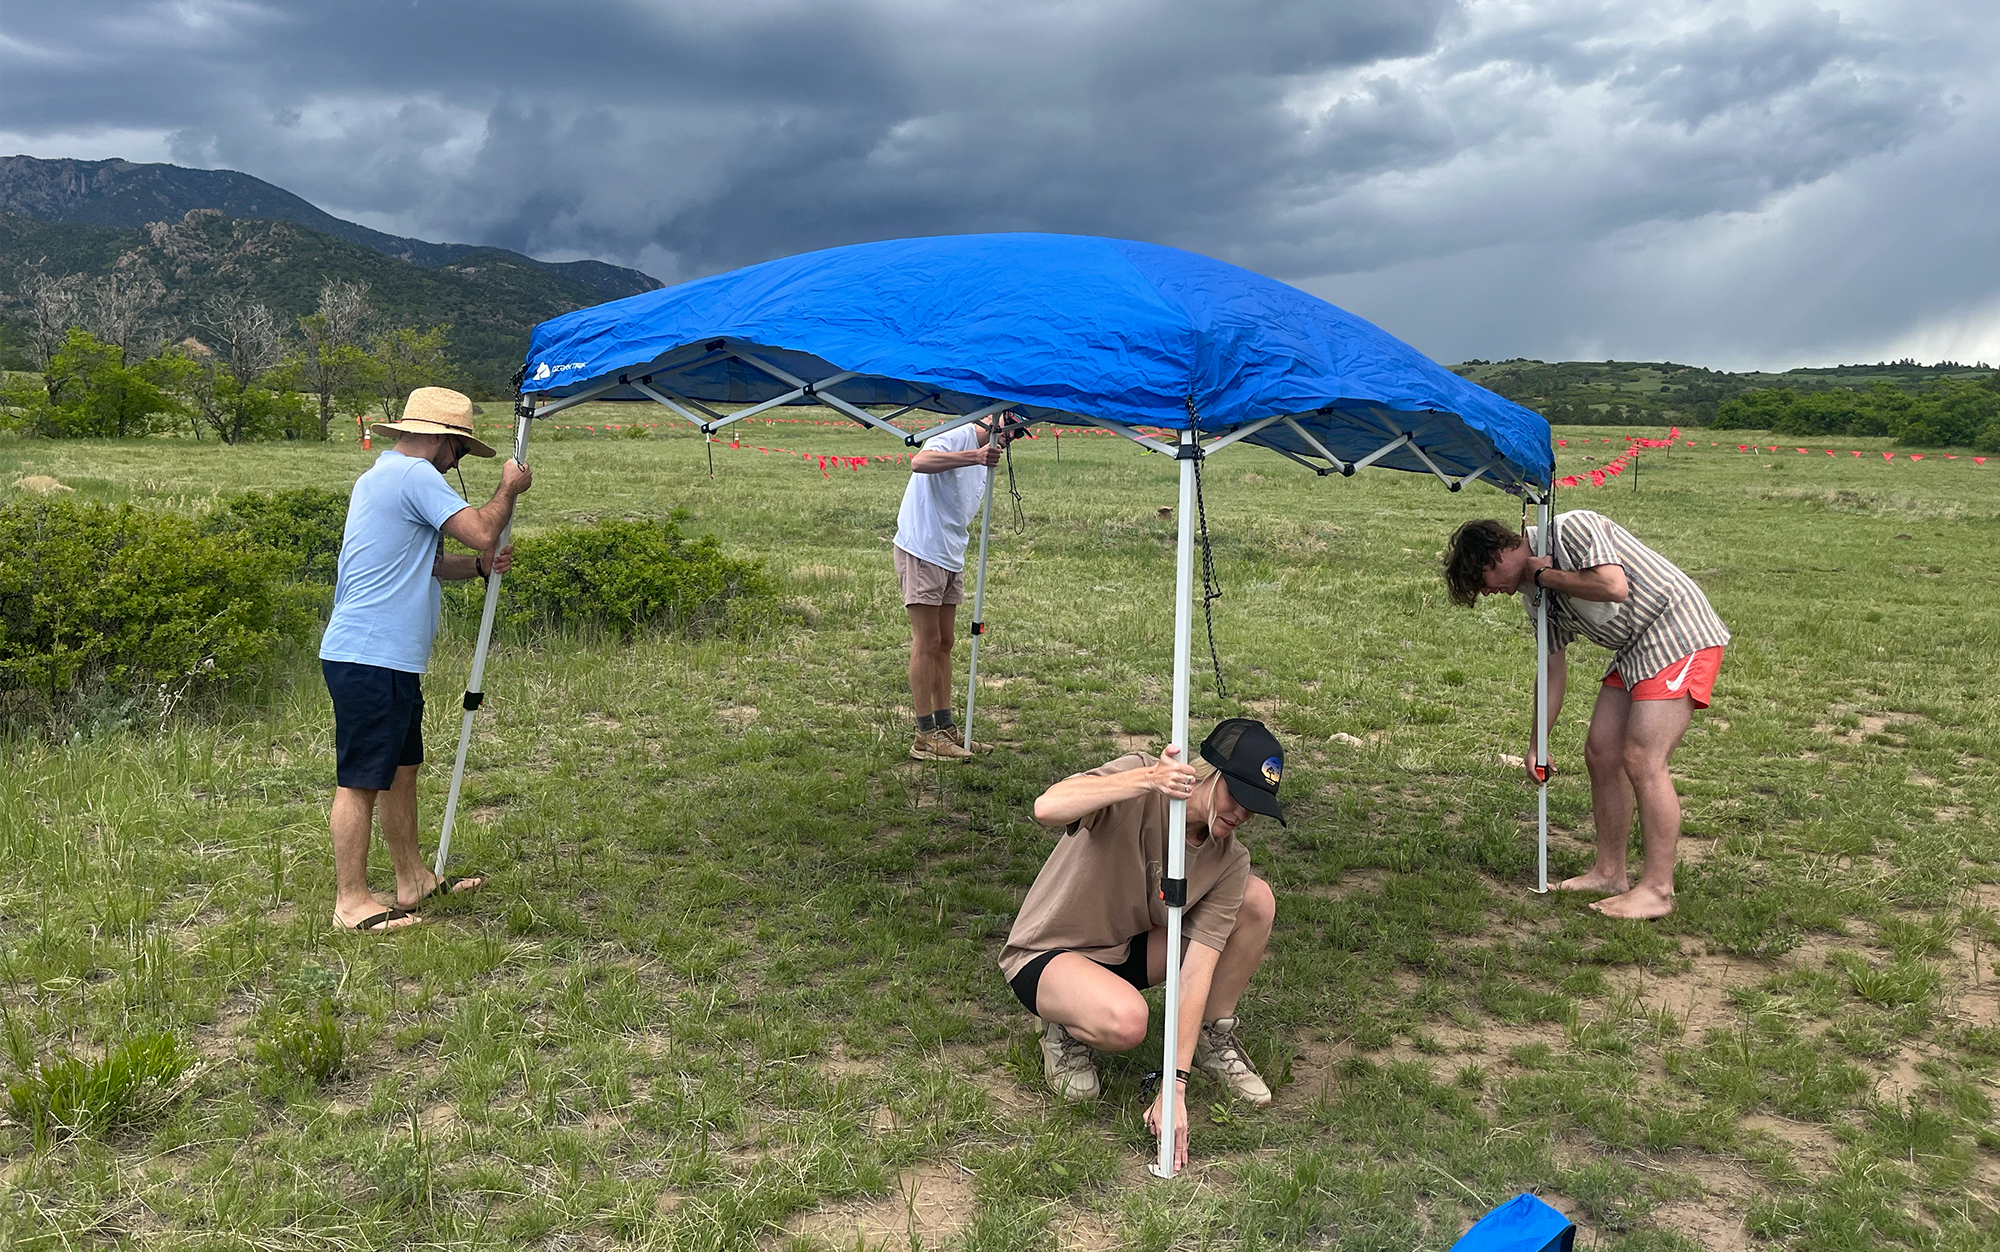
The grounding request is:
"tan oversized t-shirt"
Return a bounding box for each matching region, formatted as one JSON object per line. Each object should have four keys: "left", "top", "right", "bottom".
{"left": 999, "top": 753, "right": 1252, "bottom": 980}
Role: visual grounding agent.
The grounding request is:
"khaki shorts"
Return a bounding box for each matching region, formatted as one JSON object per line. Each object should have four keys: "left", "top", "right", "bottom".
{"left": 894, "top": 546, "right": 964, "bottom": 607}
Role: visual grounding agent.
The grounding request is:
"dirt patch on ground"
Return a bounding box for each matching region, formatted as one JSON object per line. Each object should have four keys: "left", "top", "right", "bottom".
{"left": 1815, "top": 710, "right": 1926, "bottom": 747}
{"left": 581, "top": 711, "right": 624, "bottom": 731}
{"left": 1609, "top": 954, "right": 1757, "bottom": 1040}
{"left": 12, "top": 475, "right": 72, "bottom": 494}
{"left": 1741, "top": 1114, "right": 1840, "bottom": 1175}
{"left": 780, "top": 1162, "right": 975, "bottom": 1249}
{"left": 1301, "top": 867, "right": 1392, "bottom": 901}
{"left": 716, "top": 705, "right": 759, "bottom": 727}
{"left": 1112, "top": 733, "right": 1154, "bottom": 753}
{"left": 1050, "top": 1199, "right": 1122, "bottom": 1251}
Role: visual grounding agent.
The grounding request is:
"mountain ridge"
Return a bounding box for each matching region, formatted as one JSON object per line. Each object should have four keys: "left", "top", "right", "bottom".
{"left": 0, "top": 155, "right": 659, "bottom": 302}
{"left": 0, "top": 209, "right": 623, "bottom": 394}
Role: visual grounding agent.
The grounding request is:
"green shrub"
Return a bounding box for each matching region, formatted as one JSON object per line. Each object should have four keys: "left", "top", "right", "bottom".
{"left": 0, "top": 329, "right": 186, "bottom": 439}
{"left": 0, "top": 496, "right": 298, "bottom": 733}
{"left": 253, "top": 1001, "right": 349, "bottom": 1098}
{"left": 3, "top": 1031, "right": 192, "bottom": 1148}
{"left": 204, "top": 487, "right": 348, "bottom": 583}
{"left": 498, "top": 514, "right": 776, "bottom": 640}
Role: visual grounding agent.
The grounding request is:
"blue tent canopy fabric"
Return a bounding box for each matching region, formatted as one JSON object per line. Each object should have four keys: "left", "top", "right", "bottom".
{"left": 1449, "top": 1194, "right": 1577, "bottom": 1252}
{"left": 522, "top": 233, "right": 1552, "bottom": 491}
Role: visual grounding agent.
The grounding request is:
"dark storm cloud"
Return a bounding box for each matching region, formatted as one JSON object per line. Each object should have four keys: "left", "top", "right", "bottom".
{"left": 3, "top": 0, "right": 1995, "bottom": 364}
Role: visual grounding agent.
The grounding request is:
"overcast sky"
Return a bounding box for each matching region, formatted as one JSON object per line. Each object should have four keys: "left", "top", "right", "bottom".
{"left": 4, "top": 0, "right": 1994, "bottom": 370}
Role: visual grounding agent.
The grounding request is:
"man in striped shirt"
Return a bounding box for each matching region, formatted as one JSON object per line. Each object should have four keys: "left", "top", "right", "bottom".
{"left": 1444, "top": 510, "right": 1729, "bottom": 919}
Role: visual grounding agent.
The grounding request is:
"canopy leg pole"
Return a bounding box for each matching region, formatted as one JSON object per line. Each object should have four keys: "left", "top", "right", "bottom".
{"left": 964, "top": 461, "right": 998, "bottom": 748}
{"left": 436, "top": 403, "right": 532, "bottom": 878}
{"left": 1150, "top": 429, "right": 1198, "bottom": 1181}
{"left": 1533, "top": 491, "right": 1552, "bottom": 894}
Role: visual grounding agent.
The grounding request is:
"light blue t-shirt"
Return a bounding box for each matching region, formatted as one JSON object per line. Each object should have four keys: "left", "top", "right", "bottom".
{"left": 319, "top": 451, "right": 472, "bottom": 674}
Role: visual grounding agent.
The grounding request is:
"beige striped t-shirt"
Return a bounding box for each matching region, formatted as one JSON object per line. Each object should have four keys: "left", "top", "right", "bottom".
{"left": 1523, "top": 510, "right": 1730, "bottom": 685}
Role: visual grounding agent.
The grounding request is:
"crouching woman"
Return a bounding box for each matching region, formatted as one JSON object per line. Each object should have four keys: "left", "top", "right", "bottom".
{"left": 999, "top": 718, "right": 1282, "bottom": 1171}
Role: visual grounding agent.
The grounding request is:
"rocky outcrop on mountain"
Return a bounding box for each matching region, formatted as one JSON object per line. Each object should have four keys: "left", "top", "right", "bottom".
{"left": 0, "top": 208, "right": 621, "bottom": 393}
{"left": 0, "top": 156, "right": 659, "bottom": 301}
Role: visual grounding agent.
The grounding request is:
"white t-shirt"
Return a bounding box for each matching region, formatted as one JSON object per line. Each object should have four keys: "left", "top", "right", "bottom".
{"left": 893, "top": 423, "right": 987, "bottom": 572}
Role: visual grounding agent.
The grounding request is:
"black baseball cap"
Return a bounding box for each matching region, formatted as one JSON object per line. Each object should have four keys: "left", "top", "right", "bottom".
{"left": 1199, "top": 718, "right": 1285, "bottom": 826}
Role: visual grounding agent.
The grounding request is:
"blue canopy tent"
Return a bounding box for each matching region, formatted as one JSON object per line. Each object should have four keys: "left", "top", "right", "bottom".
{"left": 444, "top": 233, "right": 1555, "bottom": 1180}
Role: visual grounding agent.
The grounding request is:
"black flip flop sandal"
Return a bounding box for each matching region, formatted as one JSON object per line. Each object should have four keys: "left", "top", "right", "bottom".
{"left": 344, "top": 907, "right": 417, "bottom": 932}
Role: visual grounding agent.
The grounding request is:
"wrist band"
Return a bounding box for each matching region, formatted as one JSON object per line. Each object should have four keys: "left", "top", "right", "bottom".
{"left": 1532, "top": 566, "right": 1547, "bottom": 589}
{"left": 1176, "top": 1068, "right": 1190, "bottom": 1084}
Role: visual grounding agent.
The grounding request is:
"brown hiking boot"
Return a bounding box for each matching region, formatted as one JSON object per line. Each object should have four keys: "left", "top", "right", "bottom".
{"left": 1194, "top": 1016, "right": 1272, "bottom": 1105}
{"left": 909, "top": 728, "right": 972, "bottom": 761}
{"left": 944, "top": 726, "right": 992, "bottom": 753}
{"left": 1038, "top": 1020, "right": 1100, "bottom": 1100}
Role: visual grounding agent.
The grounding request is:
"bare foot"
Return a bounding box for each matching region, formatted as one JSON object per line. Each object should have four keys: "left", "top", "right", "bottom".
{"left": 1590, "top": 884, "right": 1674, "bottom": 919}
{"left": 333, "top": 903, "right": 421, "bottom": 932}
{"left": 1554, "top": 871, "right": 1627, "bottom": 894}
{"left": 397, "top": 872, "right": 486, "bottom": 911}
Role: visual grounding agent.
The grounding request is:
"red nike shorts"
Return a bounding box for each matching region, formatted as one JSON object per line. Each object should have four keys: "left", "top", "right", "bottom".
{"left": 1603, "top": 646, "right": 1724, "bottom": 709}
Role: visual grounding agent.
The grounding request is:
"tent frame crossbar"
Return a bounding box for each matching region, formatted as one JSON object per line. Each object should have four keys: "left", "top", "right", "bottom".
{"left": 632, "top": 380, "right": 724, "bottom": 428}
{"left": 1350, "top": 431, "right": 1412, "bottom": 471}
{"left": 1198, "top": 413, "right": 1286, "bottom": 455}
{"left": 1279, "top": 416, "right": 1351, "bottom": 473}
{"left": 533, "top": 379, "right": 624, "bottom": 418}
{"left": 1086, "top": 417, "right": 1178, "bottom": 456}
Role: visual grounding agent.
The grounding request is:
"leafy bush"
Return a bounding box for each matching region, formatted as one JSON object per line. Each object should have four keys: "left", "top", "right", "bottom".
{"left": 0, "top": 496, "right": 298, "bottom": 733}
{"left": 0, "top": 328, "right": 186, "bottom": 438}
{"left": 1714, "top": 375, "right": 2000, "bottom": 448}
{"left": 204, "top": 487, "right": 348, "bottom": 583}
{"left": 254, "top": 1001, "right": 349, "bottom": 1098}
{"left": 3, "top": 1031, "right": 192, "bottom": 1148}
{"left": 498, "top": 514, "right": 776, "bottom": 640}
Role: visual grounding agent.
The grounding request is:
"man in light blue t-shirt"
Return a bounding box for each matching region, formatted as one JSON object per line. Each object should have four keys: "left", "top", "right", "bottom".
{"left": 320, "top": 387, "right": 531, "bottom": 931}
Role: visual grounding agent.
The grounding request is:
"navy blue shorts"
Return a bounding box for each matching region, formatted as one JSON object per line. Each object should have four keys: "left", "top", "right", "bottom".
{"left": 1009, "top": 931, "right": 1152, "bottom": 1016}
{"left": 323, "top": 660, "right": 424, "bottom": 791}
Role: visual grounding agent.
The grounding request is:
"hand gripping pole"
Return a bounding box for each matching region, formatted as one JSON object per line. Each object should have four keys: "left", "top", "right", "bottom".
{"left": 1150, "top": 428, "right": 1198, "bottom": 1180}
{"left": 435, "top": 403, "right": 532, "bottom": 877}
{"left": 963, "top": 456, "right": 999, "bottom": 747}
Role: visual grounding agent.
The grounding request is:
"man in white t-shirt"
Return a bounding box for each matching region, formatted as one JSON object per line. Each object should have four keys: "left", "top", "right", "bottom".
{"left": 893, "top": 414, "right": 1011, "bottom": 760}
{"left": 319, "top": 387, "right": 531, "bottom": 931}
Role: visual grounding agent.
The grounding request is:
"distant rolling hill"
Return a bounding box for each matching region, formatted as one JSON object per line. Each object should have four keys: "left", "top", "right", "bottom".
{"left": 0, "top": 156, "right": 659, "bottom": 301}
{"left": 0, "top": 208, "right": 636, "bottom": 395}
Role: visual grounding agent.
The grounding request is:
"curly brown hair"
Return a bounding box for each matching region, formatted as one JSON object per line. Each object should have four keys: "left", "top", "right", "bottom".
{"left": 1442, "top": 519, "right": 1524, "bottom": 607}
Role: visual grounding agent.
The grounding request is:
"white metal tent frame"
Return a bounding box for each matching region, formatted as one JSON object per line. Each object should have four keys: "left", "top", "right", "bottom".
{"left": 441, "top": 339, "right": 1555, "bottom": 1182}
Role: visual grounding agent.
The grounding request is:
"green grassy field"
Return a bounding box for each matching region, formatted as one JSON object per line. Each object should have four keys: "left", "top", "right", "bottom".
{"left": 2, "top": 413, "right": 1997, "bottom": 1251}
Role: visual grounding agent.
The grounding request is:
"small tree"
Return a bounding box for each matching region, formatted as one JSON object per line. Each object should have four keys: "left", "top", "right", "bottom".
{"left": 84, "top": 270, "right": 167, "bottom": 360}
{"left": 296, "top": 280, "right": 375, "bottom": 440}
{"left": 185, "top": 294, "right": 312, "bottom": 443}
{"left": 371, "top": 324, "right": 452, "bottom": 422}
{"left": 18, "top": 268, "right": 83, "bottom": 371}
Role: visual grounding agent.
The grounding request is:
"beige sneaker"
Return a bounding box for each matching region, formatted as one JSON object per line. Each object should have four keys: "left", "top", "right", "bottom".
{"left": 1038, "top": 1020, "right": 1100, "bottom": 1100}
{"left": 1194, "top": 1016, "right": 1272, "bottom": 1105}
{"left": 910, "top": 728, "right": 972, "bottom": 762}
{"left": 944, "top": 726, "right": 992, "bottom": 753}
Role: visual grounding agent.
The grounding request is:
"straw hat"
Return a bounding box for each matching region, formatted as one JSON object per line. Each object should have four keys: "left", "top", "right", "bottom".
{"left": 370, "top": 387, "right": 496, "bottom": 457}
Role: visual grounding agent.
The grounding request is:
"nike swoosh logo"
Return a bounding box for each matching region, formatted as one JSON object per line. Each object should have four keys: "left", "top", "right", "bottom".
{"left": 1662, "top": 654, "right": 1698, "bottom": 692}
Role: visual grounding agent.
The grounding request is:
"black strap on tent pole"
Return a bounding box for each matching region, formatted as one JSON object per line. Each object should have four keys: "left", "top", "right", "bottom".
{"left": 706, "top": 431, "right": 715, "bottom": 478}
{"left": 1186, "top": 396, "right": 1227, "bottom": 699}
{"left": 1003, "top": 421, "right": 1027, "bottom": 533}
